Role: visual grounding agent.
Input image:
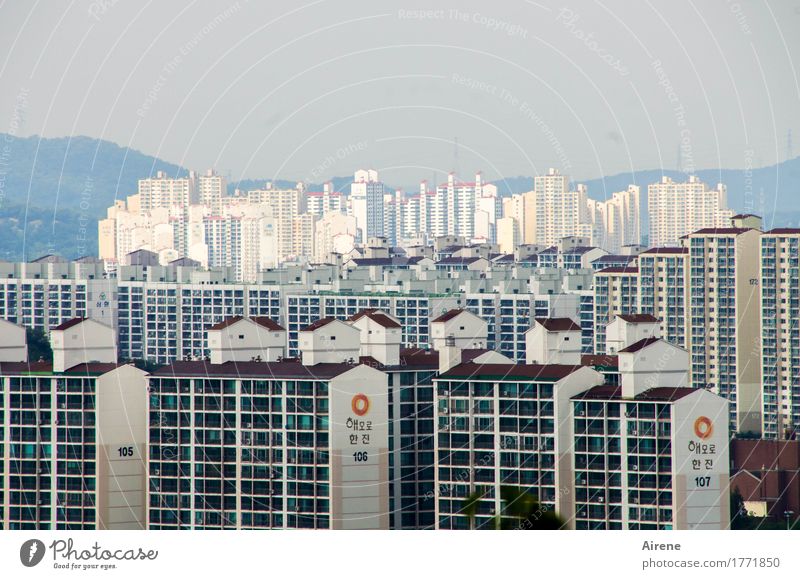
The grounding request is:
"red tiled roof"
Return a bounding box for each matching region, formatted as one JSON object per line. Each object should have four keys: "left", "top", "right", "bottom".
{"left": 436, "top": 256, "right": 482, "bottom": 265}
{"left": 349, "top": 309, "right": 401, "bottom": 328}
{"left": 438, "top": 362, "right": 582, "bottom": 381}
{"left": 252, "top": 317, "right": 286, "bottom": 331}
{"left": 208, "top": 316, "right": 285, "bottom": 332}
{"left": 300, "top": 317, "right": 338, "bottom": 332}
{"left": 571, "top": 384, "right": 696, "bottom": 401}
{"left": 0, "top": 362, "right": 125, "bottom": 376}
{"left": 208, "top": 316, "right": 244, "bottom": 330}
{"left": 399, "top": 348, "right": 439, "bottom": 367}
{"left": 432, "top": 309, "right": 465, "bottom": 323}
{"left": 618, "top": 337, "right": 662, "bottom": 353}
{"left": 581, "top": 354, "right": 619, "bottom": 368}
{"left": 596, "top": 266, "right": 638, "bottom": 274}
{"left": 682, "top": 227, "right": 753, "bottom": 237}
{"left": 563, "top": 246, "right": 598, "bottom": 255}
{"left": 635, "top": 387, "right": 696, "bottom": 401}
{"left": 616, "top": 313, "right": 659, "bottom": 324}
{"left": 151, "top": 359, "right": 359, "bottom": 379}
{"left": 535, "top": 318, "right": 580, "bottom": 332}
{"left": 572, "top": 385, "right": 622, "bottom": 400}
{"left": 641, "top": 247, "right": 688, "bottom": 254}
{"left": 592, "top": 254, "right": 635, "bottom": 263}
{"left": 52, "top": 318, "right": 87, "bottom": 331}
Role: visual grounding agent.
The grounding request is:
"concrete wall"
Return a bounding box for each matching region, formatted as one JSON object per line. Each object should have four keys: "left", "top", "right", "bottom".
{"left": 96, "top": 364, "right": 149, "bottom": 530}
{"left": 672, "top": 389, "right": 730, "bottom": 530}
{"left": 0, "top": 319, "right": 27, "bottom": 362}
{"left": 52, "top": 319, "right": 116, "bottom": 372}
{"left": 525, "top": 324, "right": 581, "bottom": 365}
{"left": 430, "top": 311, "right": 487, "bottom": 350}
{"left": 350, "top": 315, "right": 401, "bottom": 366}
{"left": 299, "top": 319, "right": 360, "bottom": 365}
{"left": 329, "top": 365, "right": 389, "bottom": 529}
{"left": 208, "top": 319, "right": 286, "bottom": 364}
{"left": 606, "top": 318, "right": 660, "bottom": 354}
{"left": 619, "top": 340, "right": 689, "bottom": 398}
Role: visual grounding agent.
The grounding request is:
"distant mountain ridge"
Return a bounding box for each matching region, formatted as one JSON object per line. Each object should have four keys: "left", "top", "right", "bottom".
{"left": 0, "top": 133, "right": 798, "bottom": 260}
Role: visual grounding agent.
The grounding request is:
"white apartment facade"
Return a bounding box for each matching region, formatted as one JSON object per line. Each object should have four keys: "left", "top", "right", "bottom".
{"left": 648, "top": 176, "right": 734, "bottom": 247}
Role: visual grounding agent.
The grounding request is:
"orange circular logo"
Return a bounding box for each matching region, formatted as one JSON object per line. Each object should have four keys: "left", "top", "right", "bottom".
{"left": 694, "top": 416, "right": 713, "bottom": 440}
{"left": 352, "top": 393, "right": 370, "bottom": 416}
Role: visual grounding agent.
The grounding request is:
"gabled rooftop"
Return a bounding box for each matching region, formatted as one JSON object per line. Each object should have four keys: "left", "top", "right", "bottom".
{"left": 535, "top": 318, "right": 581, "bottom": 332}
{"left": 348, "top": 309, "right": 401, "bottom": 328}
{"left": 300, "top": 317, "right": 339, "bottom": 332}
{"left": 208, "top": 316, "right": 285, "bottom": 332}
{"left": 52, "top": 317, "right": 88, "bottom": 331}
{"left": 641, "top": 247, "right": 688, "bottom": 255}
{"left": 432, "top": 309, "right": 466, "bottom": 323}
{"left": 616, "top": 313, "right": 659, "bottom": 324}
{"left": 438, "top": 362, "right": 583, "bottom": 381}
{"left": 572, "top": 385, "right": 696, "bottom": 401}
{"left": 151, "top": 359, "right": 361, "bottom": 380}
{"left": 0, "top": 361, "right": 125, "bottom": 377}
{"left": 618, "top": 337, "right": 662, "bottom": 353}
{"left": 596, "top": 266, "right": 639, "bottom": 274}
{"left": 581, "top": 354, "right": 619, "bottom": 369}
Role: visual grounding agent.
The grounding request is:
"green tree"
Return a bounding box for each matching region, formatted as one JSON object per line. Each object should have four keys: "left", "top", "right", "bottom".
{"left": 26, "top": 327, "right": 52, "bottom": 362}
{"left": 463, "top": 486, "right": 566, "bottom": 530}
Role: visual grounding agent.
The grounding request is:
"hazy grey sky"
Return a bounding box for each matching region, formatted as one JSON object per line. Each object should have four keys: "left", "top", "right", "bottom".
{"left": 1, "top": 0, "right": 798, "bottom": 186}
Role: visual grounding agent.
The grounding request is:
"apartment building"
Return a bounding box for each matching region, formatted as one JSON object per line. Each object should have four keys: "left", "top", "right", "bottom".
{"left": 593, "top": 266, "right": 639, "bottom": 355}
{"left": 760, "top": 228, "right": 800, "bottom": 439}
{"left": 198, "top": 169, "right": 226, "bottom": 215}
{"left": 682, "top": 216, "right": 762, "bottom": 433}
{"left": 572, "top": 337, "right": 729, "bottom": 530}
{"left": 147, "top": 317, "right": 389, "bottom": 530}
{"left": 648, "top": 176, "right": 733, "bottom": 247}
{"left": 573, "top": 383, "right": 729, "bottom": 529}
{"left": 0, "top": 318, "right": 148, "bottom": 530}
{"left": 431, "top": 319, "right": 729, "bottom": 530}
{"left": 637, "top": 247, "right": 690, "bottom": 349}
{"left": 138, "top": 171, "right": 194, "bottom": 213}
{"left": 284, "top": 293, "right": 462, "bottom": 356}
{"left": 147, "top": 360, "right": 388, "bottom": 529}
{"left": 117, "top": 280, "right": 282, "bottom": 364}
{"left": 585, "top": 185, "right": 641, "bottom": 252}
{"left": 433, "top": 359, "right": 604, "bottom": 529}
{"left": 529, "top": 169, "right": 588, "bottom": 247}
{"left": 305, "top": 183, "right": 343, "bottom": 218}
{"left": 0, "top": 259, "right": 116, "bottom": 333}
{"left": 350, "top": 169, "right": 385, "bottom": 243}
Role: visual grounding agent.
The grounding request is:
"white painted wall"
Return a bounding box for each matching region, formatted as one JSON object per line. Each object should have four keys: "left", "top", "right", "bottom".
{"left": 299, "top": 319, "right": 361, "bottom": 365}
{"left": 0, "top": 319, "right": 27, "bottom": 362}
{"left": 619, "top": 339, "right": 689, "bottom": 398}
{"left": 606, "top": 317, "right": 660, "bottom": 354}
{"left": 207, "top": 318, "right": 286, "bottom": 364}
{"left": 430, "top": 310, "right": 487, "bottom": 350}
{"left": 554, "top": 366, "right": 605, "bottom": 529}
{"left": 51, "top": 319, "right": 117, "bottom": 372}
{"left": 96, "top": 364, "right": 148, "bottom": 530}
{"left": 525, "top": 323, "right": 582, "bottom": 365}
{"left": 329, "top": 364, "right": 389, "bottom": 529}
{"left": 350, "top": 314, "right": 401, "bottom": 366}
{"left": 672, "top": 389, "right": 730, "bottom": 530}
